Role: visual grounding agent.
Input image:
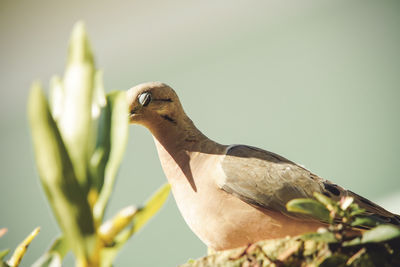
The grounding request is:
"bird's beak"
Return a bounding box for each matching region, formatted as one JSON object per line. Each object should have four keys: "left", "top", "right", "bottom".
{"left": 128, "top": 112, "right": 134, "bottom": 123}
{"left": 128, "top": 105, "right": 141, "bottom": 123}
{"left": 127, "top": 89, "right": 136, "bottom": 123}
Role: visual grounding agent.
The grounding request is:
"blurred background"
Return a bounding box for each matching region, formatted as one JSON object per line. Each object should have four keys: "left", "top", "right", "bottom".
{"left": 1, "top": 0, "right": 399, "bottom": 266}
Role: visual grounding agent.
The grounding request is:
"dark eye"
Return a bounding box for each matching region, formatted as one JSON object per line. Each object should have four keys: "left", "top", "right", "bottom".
{"left": 138, "top": 92, "right": 152, "bottom": 106}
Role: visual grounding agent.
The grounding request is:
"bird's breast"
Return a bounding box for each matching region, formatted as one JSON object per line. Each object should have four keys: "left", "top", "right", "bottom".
{"left": 154, "top": 142, "right": 321, "bottom": 250}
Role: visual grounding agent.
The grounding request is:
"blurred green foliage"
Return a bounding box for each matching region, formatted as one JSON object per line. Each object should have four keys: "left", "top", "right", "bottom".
{"left": 287, "top": 193, "right": 400, "bottom": 243}
{"left": 1, "top": 22, "right": 170, "bottom": 267}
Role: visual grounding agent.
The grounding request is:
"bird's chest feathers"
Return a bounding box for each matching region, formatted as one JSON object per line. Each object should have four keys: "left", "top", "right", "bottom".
{"left": 155, "top": 144, "right": 225, "bottom": 219}
{"left": 157, "top": 146, "right": 221, "bottom": 195}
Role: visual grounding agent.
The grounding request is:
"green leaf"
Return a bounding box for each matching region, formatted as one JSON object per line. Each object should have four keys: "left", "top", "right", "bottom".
{"left": 88, "top": 71, "right": 108, "bottom": 194}
{"left": 32, "top": 254, "right": 61, "bottom": 267}
{"left": 91, "top": 70, "right": 106, "bottom": 120}
{"left": 28, "top": 83, "right": 95, "bottom": 261}
{"left": 351, "top": 217, "right": 378, "bottom": 228}
{"left": 0, "top": 250, "right": 9, "bottom": 261}
{"left": 98, "top": 206, "right": 138, "bottom": 245}
{"left": 32, "top": 236, "right": 68, "bottom": 267}
{"left": 313, "top": 192, "right": 336, "bottom": 209}
{"left": 49, "top": 76, "right": 63, "bottom": 120}
{"left": 48, "top": 237, "right": 69, "bottom": 258}
{"left": 132, "top": 183, "right": 171, "bottom": 233}
{"left": 286, "top": 198, "right": 331, "bottom": 222}
{"left": 7, "top": 227, "right": 40, "bottom": 267}
{"left": 349, "top": 206, "right": 366, "bottom": 217}
{"left": 100, "top": 183, "right": 171, "bottom": 267}
{"left": 299, "top": 232, "right": 338, "bottom": 243}
{"left": 343, "top": 224, "right": 400, "bottom": 247}
{"left": 94, "top": 91, "right": 129, "bottom": 222}
{"left": 360, "top": 224, "right": 400, "bottom": 243}
{"left": 67, "top": 21, "right": 94, "bottom": 66}
{"left": 342, "top": 237, "right": 362, "bottom": 247}
{"left": 0, "top": 261, "right": 9, "bottom": 267}
{"left": 57, "top": 21, "right": 96, "bottom": 190}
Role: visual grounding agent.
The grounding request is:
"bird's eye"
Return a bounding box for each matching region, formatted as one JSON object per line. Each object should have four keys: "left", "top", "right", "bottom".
{"left": 138, "top": 92, "right": 152, "bottom": 106}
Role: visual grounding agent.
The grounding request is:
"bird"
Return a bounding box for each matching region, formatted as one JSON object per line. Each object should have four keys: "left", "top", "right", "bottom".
{"left": 127, "top": 81, "right": 400, "bottom": 251}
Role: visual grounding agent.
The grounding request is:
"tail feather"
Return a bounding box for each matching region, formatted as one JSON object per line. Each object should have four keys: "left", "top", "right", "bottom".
{"left": 349, "top": 190, "right": 400, "bottom": 226}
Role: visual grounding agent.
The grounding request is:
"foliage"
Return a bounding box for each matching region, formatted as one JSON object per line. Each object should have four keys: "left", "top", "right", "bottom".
{"left": 287, "top": 192, "right": 399, "bottom": 242}
{"left": 0, "top": 228, "right": 40, "bottom": 267}
{"left": 1, "top": 22, "right": 170, "bottom": 267}
{"left": 183, "top": 194, "right": 400, "bottom": 266}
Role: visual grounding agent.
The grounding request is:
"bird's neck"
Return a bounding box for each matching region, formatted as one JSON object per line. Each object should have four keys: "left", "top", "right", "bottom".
{"left": 149, "top": 113, "right": 223, "bottom": 154}
{"left": 148, "top": 113, "right": 226, "bottom": 191}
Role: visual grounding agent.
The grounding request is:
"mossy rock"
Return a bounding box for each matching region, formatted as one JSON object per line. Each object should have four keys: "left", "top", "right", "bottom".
{"left": 181, "top": 233, "right": 400, "bottom": 267}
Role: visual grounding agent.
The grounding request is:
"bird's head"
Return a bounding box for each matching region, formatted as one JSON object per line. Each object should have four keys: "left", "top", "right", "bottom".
{"left": 127, "top": 82, "right": 184, "bottom": 128}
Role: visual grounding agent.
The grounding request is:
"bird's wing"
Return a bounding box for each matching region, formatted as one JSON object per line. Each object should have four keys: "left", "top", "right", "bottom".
{"left": 220, "top": 145, "right": 400, "bottom": 226}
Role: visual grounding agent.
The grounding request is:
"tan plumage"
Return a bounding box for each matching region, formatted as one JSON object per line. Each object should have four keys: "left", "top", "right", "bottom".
{"left": 127, "top": 81, "right": 400, "bottom": 251}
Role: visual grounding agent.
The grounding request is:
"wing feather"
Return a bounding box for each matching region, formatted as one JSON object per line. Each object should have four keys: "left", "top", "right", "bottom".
{"left": 220, "top": 145, "right": 400, "bottom": 226}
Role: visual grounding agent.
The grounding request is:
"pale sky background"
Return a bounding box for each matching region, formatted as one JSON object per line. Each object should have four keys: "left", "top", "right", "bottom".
{"left": 1, "top": 1, "right": 400, "bottom": 266}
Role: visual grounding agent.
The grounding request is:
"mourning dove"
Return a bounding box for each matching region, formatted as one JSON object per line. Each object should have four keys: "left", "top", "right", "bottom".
{"left": 127, "top": 82, "right": 400, "bottom": 251}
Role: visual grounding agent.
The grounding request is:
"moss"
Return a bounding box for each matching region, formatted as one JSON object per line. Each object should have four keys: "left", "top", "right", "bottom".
{"left": 181, "top": 235, "right": 400, "bottom": 267}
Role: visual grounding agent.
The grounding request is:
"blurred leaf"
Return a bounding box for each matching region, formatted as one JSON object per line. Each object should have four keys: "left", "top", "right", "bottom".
{"left": 32, "top": 254, "right": 61, "bottom": 267}
{"left": 100, "top": 183, "right": 171, "bottom": 267}
{"left": 88, "top": 71, "right": 107, "bottom": 193}
{"left": 351, "top": 217, "right": 378, "bottom": 228}
{"left": 300, "top": 232, "right": 337, "bottom": 243}
{"left": 94, "top": 91, "right": 129, "bottom": 222}
{"left": 345, "top": 225, "right": 400, "bottom": 247}
{"left": 89, "top": 99, "right": 111, "bottom": 194}
{"left": 48, "top": 237, "right": 69, "bottom": 258}
{"left": 349, "top": 206, "right": 366, "bottom": 217}
{"left": 286, "top": 198, "right": 330, "bottom": 222}
{"left": 49, "top": 76, "right": 63, "bottom": 120}
{"left": 90, "top": 146, "right": 107, "bottom": 194}
{"left": 91, "top": 70, "right": 106, "bottom": 120}
{"left": 32, "top": 236, "right": 68, "bottom": 267}
{"left": 100, "top": 248, "right": 117, "bottom": 267}
{"left": 0, "top": 250, "right": 9, "bottom": 261}
{"left": 28, "top": 83, "right": 95, "bottom": 261}
{"left": 0, "top": 262, "right": 9, "bottom": 267}
{"left": 342, "top": 237, "right": 362, "bottom": 247}
{"left": 360, "top": 224, "right": 400, "bottom": 243}
{"left": 57, "top": 21, "right": 96, "bottom": 190}
{"left": 99, "top": 206, "right": 138, "bottom": 245}
{"left": 7, "top": 227, "right": 40, "bottom": 267}
{"left": 131, "top": 183, "right": 171, "bottom": 234}
{"left": 313, "top": 192, "right": 336, "bottom": 209}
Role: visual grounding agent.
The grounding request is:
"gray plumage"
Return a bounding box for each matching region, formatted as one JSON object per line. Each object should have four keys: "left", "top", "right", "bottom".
{"left": 221, "top": 144, "right": 400, "bottom": 226}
